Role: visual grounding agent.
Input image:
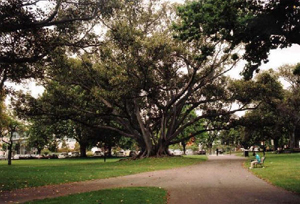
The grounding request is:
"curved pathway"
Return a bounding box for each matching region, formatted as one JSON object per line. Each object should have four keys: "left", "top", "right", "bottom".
{"left": 1, "top": 155, "right": 300, "bottom": 204}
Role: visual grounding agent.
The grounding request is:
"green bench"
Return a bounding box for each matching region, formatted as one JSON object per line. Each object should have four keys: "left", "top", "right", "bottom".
{"left": 255, "top": 156, "right": 266, "bottom": 168}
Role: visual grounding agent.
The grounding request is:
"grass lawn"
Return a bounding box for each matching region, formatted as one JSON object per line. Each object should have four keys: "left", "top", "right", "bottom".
{"left": 24, "top": 187, "right": 167, "bottom": 204}
{"left": 0, "top": 156, "right": 207, "bottom": 191}
{"left": 246, "top": 153, "right": 300, "bottom": 194}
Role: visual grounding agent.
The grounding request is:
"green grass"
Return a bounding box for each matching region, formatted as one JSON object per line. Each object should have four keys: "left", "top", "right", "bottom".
{"left": 24, "top": 187, "right": 167, "bottom": 204}
{"left": 0, "top": 156, "right": 207, "bottom": 191}
{"left": 246, "top": 153, "right": 300, "bottom": 193}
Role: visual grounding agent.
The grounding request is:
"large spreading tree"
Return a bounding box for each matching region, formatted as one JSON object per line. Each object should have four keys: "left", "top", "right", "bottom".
{"left": 15, "top": 1, "right": 283, "bottom": 158}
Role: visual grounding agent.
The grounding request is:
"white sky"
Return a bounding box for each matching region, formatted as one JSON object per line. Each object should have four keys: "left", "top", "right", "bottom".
{"left": 4, "top": 0, "right": 300, "bottom": 102}
{"left": 229, "top": 44, "right": 300, "bottom": 80}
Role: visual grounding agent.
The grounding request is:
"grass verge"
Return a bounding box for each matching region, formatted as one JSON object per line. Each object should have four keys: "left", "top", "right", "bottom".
{"left": 246, "top": 153, "right": 300, "bottom": 194}
{"left": 24, "top": 187, "right": 167, "bottom": 204}
{"left": 0, "top": 156, "right": 207, "bottom": 191}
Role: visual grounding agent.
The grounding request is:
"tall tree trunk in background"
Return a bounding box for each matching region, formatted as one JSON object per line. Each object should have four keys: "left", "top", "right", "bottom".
{"left": 274, "top": 138, "right": 279, "bottom": 151}
{"left": 290, "top": 128, "right": 296, "bottom": 149}
{"left": 182, "top": 141, "right": 186, "bottom": 155}
{"left": 208, "top": 143, "right": 213, "bottom": 155}
{"left": 7, "top": 131, "right": 13, "bottom": 165}
{"left": 79, "top": 142, "right": 87, "bottom": 157}
{"left": 295, "top": 126, "right": 300, "bottom": 148}
{"left": 107, "top": 145, "right": 112, "bottom": 157}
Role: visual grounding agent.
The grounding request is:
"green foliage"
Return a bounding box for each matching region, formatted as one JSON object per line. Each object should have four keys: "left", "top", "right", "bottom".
{"left": 0, "top": 99, "right": 9, "bottom": 137}
{"left": 293, "top": 63, "right": 300, "bottom": 76}
{"left": 41, "top": 149, "right": 51, "bottom": 156}
{"left": 0, "top": 0, "right": 119, "bottom": 93}
{"left": 229, "top": 70, "right": 288, "bottom": 149}
{"left": 174, "top": 0, "right": 300, "bottom": 79}
{"left": 219, "top": 128, "right": 241, "bottom": 147}
{"left": 0, "top": 156, "right": 206, "bottom": 191}
{"left": 27, "top": 119, "right": 54, "bottom": 154}
{"left": 25, "top": 187, "right": 167, "bottom": 204}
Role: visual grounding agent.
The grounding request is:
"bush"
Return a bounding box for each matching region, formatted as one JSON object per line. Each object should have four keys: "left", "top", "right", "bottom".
{"left": 86, "top": 151, "right": 94, "bottom": 157}
{"left": 41, "top": 149, "right": 50, "bottom": 155}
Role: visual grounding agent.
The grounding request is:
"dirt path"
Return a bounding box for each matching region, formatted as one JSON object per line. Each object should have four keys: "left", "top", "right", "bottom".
{"left": 1, "top": 155, "right": 300, "bottom": 204}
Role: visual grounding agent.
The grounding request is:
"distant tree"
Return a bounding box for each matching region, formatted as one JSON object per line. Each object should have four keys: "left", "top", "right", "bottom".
{"left": 278, "top": 64, "right": 300, "bottom": 148}
{"left": 236, "top": 71, "right": 286, "bottom": 150}
{"left": 95, "top": 128, "right": 124, "bottom": 157}
{"left": 60, "top": 139, "right": 68, "bottom": 151}
{"left": 219, "top": 127, "right": 241, "bottom": 153}
{"left": 48, "top": 140, "right": 58, "bottom": 152}
{"left": 0, "top": 99, "right": 8, "bottom": 137}
{"left": 27, "top": 119, "right": 53, "bottom": 154}
{"left": 1, "top": 115, "right": 24, "bottom": 165}
{"left": 293, "top": 64, "right": 300, "bottom": 76}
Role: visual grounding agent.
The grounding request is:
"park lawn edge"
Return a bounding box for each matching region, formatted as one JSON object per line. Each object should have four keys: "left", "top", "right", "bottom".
{"left": 24, "top": 187, "right": 168, "bottom": 204}
{"left": 0, "top": 155, "right": 207, "bottom": 191}
{"left": 243, "top": 153, "right": 300, "bottom": 195}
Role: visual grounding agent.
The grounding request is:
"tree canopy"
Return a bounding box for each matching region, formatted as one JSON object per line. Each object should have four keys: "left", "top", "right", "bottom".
{"left": 174, "top": 0, "right": 300, "bottom": 79}
{"left": 0, "top": 0, "right": 119, "bottom": 94}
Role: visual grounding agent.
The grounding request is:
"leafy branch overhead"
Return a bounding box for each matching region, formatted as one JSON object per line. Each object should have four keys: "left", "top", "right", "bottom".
{"left": 0, "top": 0, "right": 119, "bottom": 92}
{"left": 174, "top": 0, "right": 300, "bottom": 79}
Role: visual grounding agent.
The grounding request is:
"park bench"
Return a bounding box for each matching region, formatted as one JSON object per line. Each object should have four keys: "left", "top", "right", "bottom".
{"left": 255, "top": 156, "right": 266, "bottom": 168}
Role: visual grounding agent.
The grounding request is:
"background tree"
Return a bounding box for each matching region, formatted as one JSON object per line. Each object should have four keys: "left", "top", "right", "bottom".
{"left": 27, "top": 119, "right": 51, "bottom": 154}
{"left": 1, "top": 115, "right": 24, "bottom": 165}
{"left": 236, "top": 71, "right": 286, "bottom": 150}
{"left": 0, "top": 99, "right": 8, "bottom": 136}
{"left": 219, "top": 127, "right": 241, "bottom": 154}
{"left": 95, "top": 128, "right": 124, "bottom": 157}
{"left": 240, "top": 106, "right": 290, "bottom": 151}
{"left": 278, "top": 63, "right": 300, "bottom": 148}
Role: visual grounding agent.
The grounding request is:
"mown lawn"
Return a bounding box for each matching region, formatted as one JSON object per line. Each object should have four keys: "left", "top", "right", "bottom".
{"left": 0, "top": 156, "right": 207, "bottom": 191}
{"left": 246, "top": 153, "right": 300, "bottom": 194}
{"left": 25, "top": 187, "right": 167, "bottom": 204}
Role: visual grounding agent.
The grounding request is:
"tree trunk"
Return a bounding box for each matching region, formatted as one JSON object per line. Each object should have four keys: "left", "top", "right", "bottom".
{"left": 136, "top": 138, "right": 170, "bottom": 158}
{"left": 37, "top": 148, "right": 42, "bottom": 155}
{"left": 79, "top": 143, "right": 87, "bottom": 157}
{"left": 274, "top": 138, "right": 279, "bottom": 151}
{"left": 289, "top": 126, "right": 296, "bottom": 148}
{"left": 107, "top": 145, "right": 112, "bottom": 157}
{"left": 182, "top": 141, "right": 186, "bottom": 155}
{"left": 208, "top": 143, "right": 213, "bottom": 155}
{"left": 295, "top": 126, "right": 300, "bottom": 148}
{"left": 156, "top": 142, "right": 170, "bottom": 157}
{"left": 7, "top": 130, "right": 14, "bottom": 165}
{"left": 8, "top": 146, "right": 12, "bottom": 165}
{"left": 290, "top": 132, "right": 295, "bottom": 149}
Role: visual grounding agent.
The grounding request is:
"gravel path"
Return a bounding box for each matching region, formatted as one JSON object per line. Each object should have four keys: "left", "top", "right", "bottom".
{"left": 1, "top": 155, "right": 300, "bottom": 204}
